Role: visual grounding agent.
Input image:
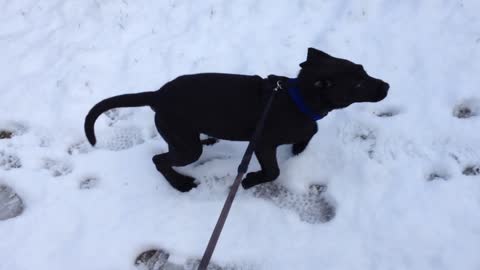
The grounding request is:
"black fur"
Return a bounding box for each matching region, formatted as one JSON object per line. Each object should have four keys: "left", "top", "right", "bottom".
{"left": 84, "top": 48, "right": 389, "bottom": 192}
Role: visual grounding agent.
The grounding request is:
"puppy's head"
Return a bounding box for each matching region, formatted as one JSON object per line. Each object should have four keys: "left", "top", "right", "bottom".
{"left": 297, "top": 48, "right": 389, "bottom": 111}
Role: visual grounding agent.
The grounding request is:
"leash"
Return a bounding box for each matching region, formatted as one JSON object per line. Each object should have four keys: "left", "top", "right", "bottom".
{"left": 197, "top": 80, "right": 282, "bottom": 270}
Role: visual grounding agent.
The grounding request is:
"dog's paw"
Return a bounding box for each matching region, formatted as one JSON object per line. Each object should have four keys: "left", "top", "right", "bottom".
{"left": 152, "top": 154, "right": 162, "bottom": 166}
{"left": 170, "top": 174, "right": 198, "bottom": 192}
{"left": 241, "top": 171, "right": 273, "bottom": 189}
{"left": 291, "top": 142, "right": 308, "bottom": 156}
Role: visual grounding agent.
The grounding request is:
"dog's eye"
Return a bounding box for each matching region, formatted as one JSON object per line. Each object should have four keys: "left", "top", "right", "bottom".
{"left": 354, "top": 80, "right": 365, "bottom": 89}
{"left": 314, "top": 79, "right": 333, "bottom": 88}
{"left": 314, "top": 80, "right": 323, "bottom": 88}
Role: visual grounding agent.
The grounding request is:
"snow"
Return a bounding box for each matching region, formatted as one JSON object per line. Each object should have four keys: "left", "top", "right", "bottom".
{"left": 1, "top": 0, "right": 480, "bottom": 269}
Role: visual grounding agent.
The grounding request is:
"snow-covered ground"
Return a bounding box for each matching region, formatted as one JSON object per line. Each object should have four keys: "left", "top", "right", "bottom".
{"left": 1, "top": 0, "right": 480, "bottom": 269}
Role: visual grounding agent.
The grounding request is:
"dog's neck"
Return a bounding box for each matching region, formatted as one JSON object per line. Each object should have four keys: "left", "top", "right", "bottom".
{"left": 286, "top": 78, "right": 327, "bottom": 121}
{"left": 266, "top": 75, "right": 327, "bottom": 121}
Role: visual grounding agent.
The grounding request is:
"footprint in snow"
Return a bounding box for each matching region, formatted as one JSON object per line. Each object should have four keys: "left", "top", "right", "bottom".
{"left": 97, "top": 126, "right": 145, "bottom": 151}
{"left": 193, "top": 155, "right": 232, "bottom": 168}
{"left": 104, "top": 108, "right": 134, "bottom": 126}
{"left": 373, "top": 106, "right": 403, "bottom": 118}
{"left": 79, "top": 176, "right": 99, "bottom": 189}
{"left": 0, "top": 184, "right": 24, "bottom": 221}
{"left": 134, "top": 249, "right": 241, "bottom": 270}
{"left": 0, "top": 122, "right": 28, "bottom": 140}
{"left": 426, "top": 171, "right": 451, "bottom": 182}
{"left": 67, "top": 140, "right": 92, "bottom": 155}
{"left": 43, "top": 158, "right": 73, "bottom": 177}
{"left": 135, "top": 249, "right": 171, "bottom": 270}
{"left": 252, "top": 182, "right": 336, "bottom": 224}
{"left": 193, "top": 155, "right": 335, "bottom": 223}
{"left": 353, "top": 129, "right": 377, "bottom": 159}
{"left": 462, "top": 165, "right": 480, "bottom": 176}
{"left": 0, "top": 151, "right": 22, "bottom": 170}
{"left": 453, "top": 99, "right": 479, "bottom": 119}
{"left": 0, "top": 130, "right": 14, "bottom": 139}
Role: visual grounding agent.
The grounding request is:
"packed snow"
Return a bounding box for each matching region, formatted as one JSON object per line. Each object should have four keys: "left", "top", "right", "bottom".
{"left": 1, "top": 0, "right": 480, "bottom": 269}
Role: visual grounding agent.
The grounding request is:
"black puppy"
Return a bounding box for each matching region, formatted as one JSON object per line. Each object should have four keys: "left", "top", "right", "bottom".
{"left": 84, "top": 48, "right": 389, "bottom": 192}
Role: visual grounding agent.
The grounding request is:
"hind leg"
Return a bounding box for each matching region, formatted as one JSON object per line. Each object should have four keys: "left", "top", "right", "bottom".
{"left": 152, "top": 114, "right": 202, "bottom": 192}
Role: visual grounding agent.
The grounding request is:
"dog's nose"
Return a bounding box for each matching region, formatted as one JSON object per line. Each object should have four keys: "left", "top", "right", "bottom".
{"left": 381, "top": 82, "right": 390, "bottom": 92}
{"left": 373, "top": 81, "right": 389, "bottom": 102}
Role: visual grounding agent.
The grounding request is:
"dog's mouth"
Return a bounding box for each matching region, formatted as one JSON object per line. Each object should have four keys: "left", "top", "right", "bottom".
{"left": 355, "top": 80, "right": 389, "bottom": 103}
{"left": 327, "top": 80, "right": 389, "bottom": 108}
{"left": 325, "top": 98, "right": 353, "bottom": 110}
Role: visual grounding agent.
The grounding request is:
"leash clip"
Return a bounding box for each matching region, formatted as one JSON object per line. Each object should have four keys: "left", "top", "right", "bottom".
{"left": 274, "top": 80, "right": 283, "bottom": 91}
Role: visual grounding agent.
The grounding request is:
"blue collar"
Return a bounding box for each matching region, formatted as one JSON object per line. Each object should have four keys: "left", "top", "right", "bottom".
{"left": 287, "top": 79, "right": 327, "bottom": 121}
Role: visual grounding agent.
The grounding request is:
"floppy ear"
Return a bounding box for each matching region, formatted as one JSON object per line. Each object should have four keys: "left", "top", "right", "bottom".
{"left": 307, "top": 48, "right": 332, "bottom": 61}
{"left": 300, "top": 48, "right": 332, "bottom": 68}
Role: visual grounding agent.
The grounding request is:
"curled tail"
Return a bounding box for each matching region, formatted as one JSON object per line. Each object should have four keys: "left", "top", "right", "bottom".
{"left": 84, "top": 91, "right": 156, "bottom": 145}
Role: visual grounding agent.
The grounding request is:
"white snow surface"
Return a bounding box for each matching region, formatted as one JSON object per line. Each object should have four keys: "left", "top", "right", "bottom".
{"left": 1, "top": 0, "right": 480, "bottom": 269}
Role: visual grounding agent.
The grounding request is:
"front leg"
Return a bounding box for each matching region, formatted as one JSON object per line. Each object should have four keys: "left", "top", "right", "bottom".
{"left": 291, "top": 124, "right": 317, "bottom": 155}
{"left": 292, "top": 139, "right": 311, "bottom": 155}
{"left": 242, "top": 146, "right": 279, "bottom": 189}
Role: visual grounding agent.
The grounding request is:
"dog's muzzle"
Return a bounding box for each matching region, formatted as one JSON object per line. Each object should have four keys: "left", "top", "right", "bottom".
{"left": 373, "top": 80, "right": 389, "bottom": 102}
